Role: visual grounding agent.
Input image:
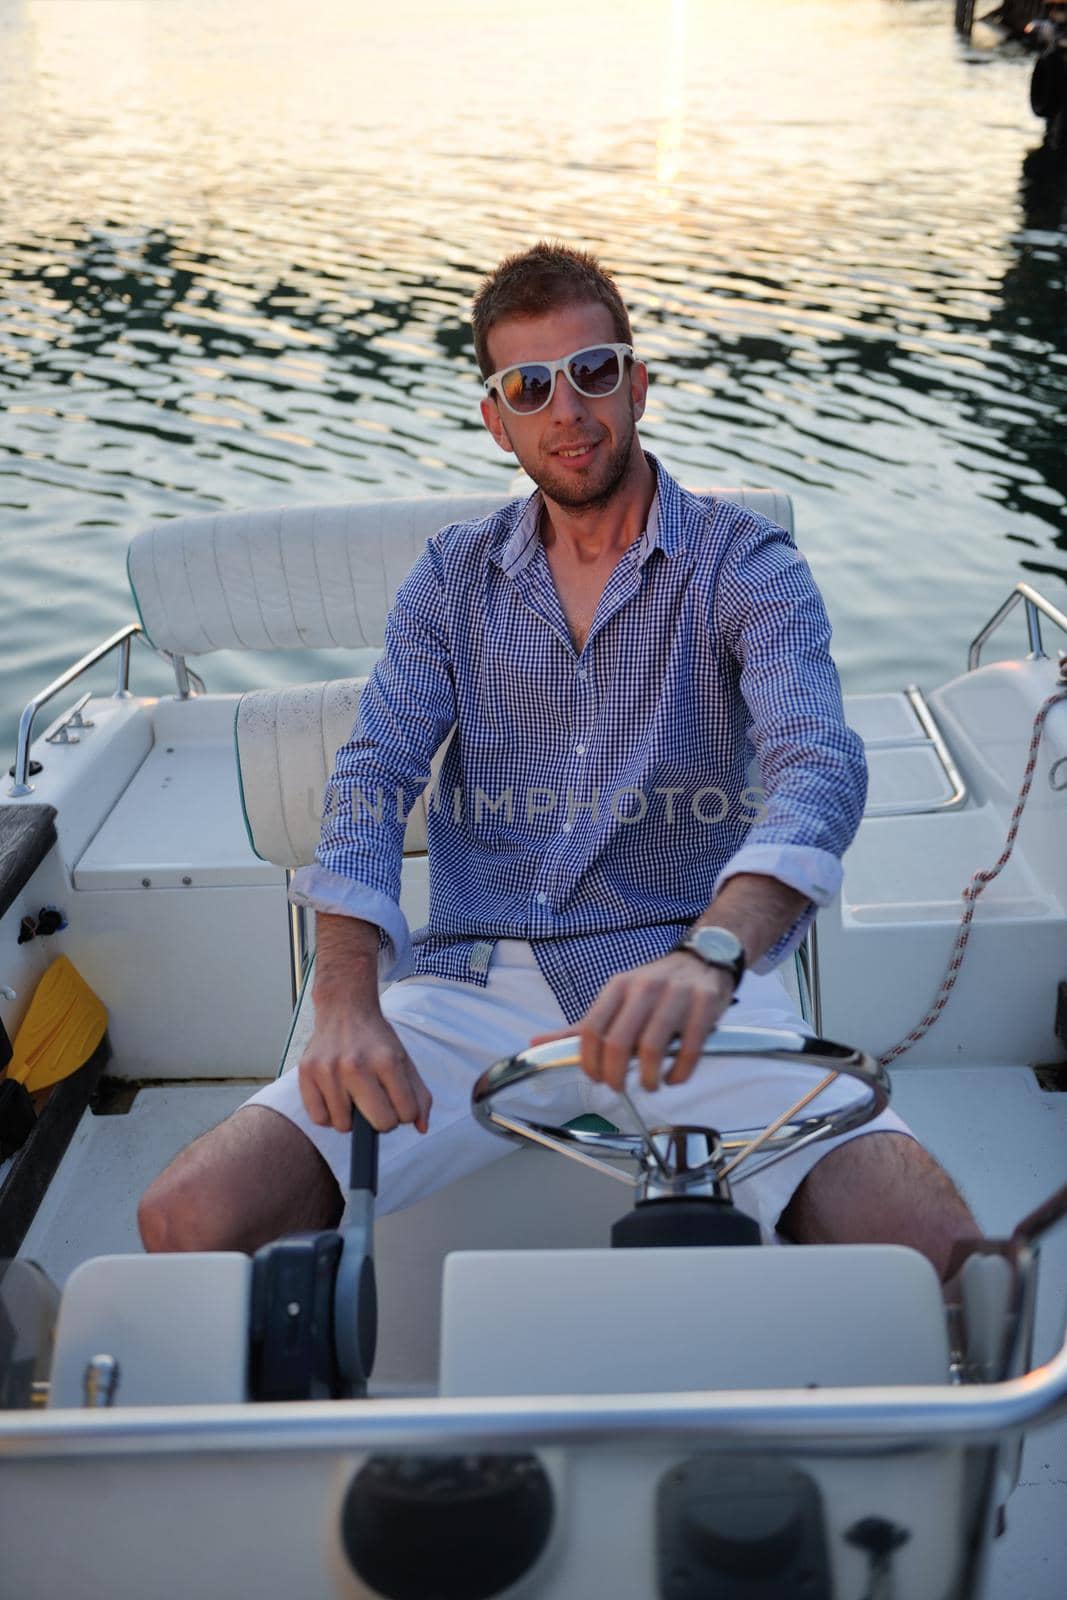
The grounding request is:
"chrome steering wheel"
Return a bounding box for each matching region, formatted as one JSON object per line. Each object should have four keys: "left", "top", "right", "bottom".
{"left": 471, "top": 1024, "right": 889, "bottom": 1201}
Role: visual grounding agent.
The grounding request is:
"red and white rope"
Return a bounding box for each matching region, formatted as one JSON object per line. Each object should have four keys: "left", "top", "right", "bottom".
{"left": 877, "top": 677, "right": 1067, "bottom": 1067}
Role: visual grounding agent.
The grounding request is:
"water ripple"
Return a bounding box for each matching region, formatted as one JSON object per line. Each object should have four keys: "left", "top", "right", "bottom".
{"left": 1, "top": 0, "right": 1065, "bottom": 741}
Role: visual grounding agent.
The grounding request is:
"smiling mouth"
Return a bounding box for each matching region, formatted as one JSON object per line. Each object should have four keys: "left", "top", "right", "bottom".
{"left": 553, "top": 441, "right": 599, "bottom": 459}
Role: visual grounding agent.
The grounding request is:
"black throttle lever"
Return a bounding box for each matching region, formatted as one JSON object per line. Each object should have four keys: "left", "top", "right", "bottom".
{"left": 333, "top": 1110, "right": 379, "bottom": 1398}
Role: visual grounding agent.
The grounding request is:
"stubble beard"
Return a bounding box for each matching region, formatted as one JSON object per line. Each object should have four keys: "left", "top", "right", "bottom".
{"left": 524, "top": 412, "right": 638, "bottom": 514}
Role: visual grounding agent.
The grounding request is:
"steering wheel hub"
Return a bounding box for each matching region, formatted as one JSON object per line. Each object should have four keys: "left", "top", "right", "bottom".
{"left": 639, "top": 1126, "right": 729, "bottom": 1202}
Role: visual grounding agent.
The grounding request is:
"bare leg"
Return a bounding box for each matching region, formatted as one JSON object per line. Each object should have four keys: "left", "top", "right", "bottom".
{"left": 138, "top": 1106, "right": 342, "bottom": 1255}
{"left": 779, "top": 1132, "right": 982, "bottom": 1281}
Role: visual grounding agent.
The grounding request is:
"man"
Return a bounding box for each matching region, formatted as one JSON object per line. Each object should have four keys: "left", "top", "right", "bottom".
{"left": 140, "top": 243, "right": 978, "bottom": 1274}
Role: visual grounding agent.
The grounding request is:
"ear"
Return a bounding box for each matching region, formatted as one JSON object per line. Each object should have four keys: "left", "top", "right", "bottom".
{"left": 630, "top": 360, "right": 649, "bottom": 423}
{"left": 480, "top": 395, "right": 515, "bottom": 454}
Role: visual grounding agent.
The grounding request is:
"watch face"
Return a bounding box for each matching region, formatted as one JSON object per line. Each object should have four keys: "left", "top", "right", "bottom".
{"left": 689, "top": 927, "right": 744, "bottom": 966}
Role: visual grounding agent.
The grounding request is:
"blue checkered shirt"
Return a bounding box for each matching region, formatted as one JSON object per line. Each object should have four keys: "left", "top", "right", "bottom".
{"left": 291, "top": 456, "right": 867, "bottom": 1024}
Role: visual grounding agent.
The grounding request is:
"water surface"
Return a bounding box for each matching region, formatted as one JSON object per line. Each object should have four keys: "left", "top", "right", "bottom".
{"left": 2, "top": 0, "right": 1065, "bottom": 750}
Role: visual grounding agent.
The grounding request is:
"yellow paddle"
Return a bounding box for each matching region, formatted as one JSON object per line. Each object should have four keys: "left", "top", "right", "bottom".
{"left": 5, "top": 955, "right": 107, "bottom": 1093}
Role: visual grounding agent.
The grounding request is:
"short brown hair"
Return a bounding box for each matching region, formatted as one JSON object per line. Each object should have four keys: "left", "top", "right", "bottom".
{"left": 471, "top": 242, "right": 633, "bottom": 378}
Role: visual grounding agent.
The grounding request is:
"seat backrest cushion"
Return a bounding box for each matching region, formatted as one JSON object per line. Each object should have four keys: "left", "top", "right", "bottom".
{"left": 236, "top": 678, "right": 449, "bottom": 865}
{"left": 129, "top": 488, "right": 794, "bottom": 658}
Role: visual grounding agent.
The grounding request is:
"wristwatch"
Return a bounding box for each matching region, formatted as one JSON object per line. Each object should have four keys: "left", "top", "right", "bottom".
{"left": 672, "top": 925, "right": 746, "bottom": 988}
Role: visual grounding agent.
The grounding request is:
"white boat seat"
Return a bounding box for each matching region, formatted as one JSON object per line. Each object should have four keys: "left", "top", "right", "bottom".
{"left": 235, "top": 675, "right": 451, "bottom": 865}
{"left": 127, "top": 488, "right": 794, "bottom": 659}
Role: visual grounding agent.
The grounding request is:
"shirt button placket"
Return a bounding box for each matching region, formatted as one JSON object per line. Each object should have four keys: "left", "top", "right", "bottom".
{"left": 570, "top": 656, "right": 592, "bottom": 834}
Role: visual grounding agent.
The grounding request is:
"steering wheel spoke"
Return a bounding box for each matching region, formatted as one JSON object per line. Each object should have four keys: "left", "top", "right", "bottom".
{"left": 472, "top": 1026, "right": 889, "bottom": 1203}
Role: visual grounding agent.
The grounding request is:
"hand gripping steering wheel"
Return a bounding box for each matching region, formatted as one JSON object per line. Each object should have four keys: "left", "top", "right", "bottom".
{"left": 471, "top": 1024, "right": 889, "bottom": 1247}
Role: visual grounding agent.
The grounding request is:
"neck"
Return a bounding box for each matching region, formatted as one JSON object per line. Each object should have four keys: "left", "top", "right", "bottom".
{"left": 540, "top": 446, "right": 656, "bottom": 565}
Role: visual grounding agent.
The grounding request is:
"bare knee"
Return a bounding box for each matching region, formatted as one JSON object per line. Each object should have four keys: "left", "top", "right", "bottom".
{"left": 137, "top": 1180, "right": 172, "bottom": 1253}
{"left": 138, "top": 1106, "right": 341, "bottom": 1255}
{"left": 781, "top": 1132, "right": 981, "bottom": 1280}
{"left": 138, "top": 1141, "right": 248, "bottom": 1252}
{"left": 138, "top": 1171, "right": 226, "bottom": 1254}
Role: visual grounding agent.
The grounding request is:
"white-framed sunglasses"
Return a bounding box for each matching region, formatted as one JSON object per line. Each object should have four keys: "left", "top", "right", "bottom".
{"left": 483, "top": 342, "right": 636, "bottom": 416}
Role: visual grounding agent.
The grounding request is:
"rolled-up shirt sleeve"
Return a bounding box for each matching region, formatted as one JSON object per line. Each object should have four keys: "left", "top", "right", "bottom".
{"left": 713, "top": 517, "right": 867, "bottom": 971}
{"left": 288, "top": 866, "right": 415, "bottom": 981}
{"left": 288, "top": 542, "right": 457, "bottom": 978}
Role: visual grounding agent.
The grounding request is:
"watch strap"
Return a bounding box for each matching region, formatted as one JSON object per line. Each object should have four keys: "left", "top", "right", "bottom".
{"left": 671, "top": 927, "right": 746, "bottom": 987}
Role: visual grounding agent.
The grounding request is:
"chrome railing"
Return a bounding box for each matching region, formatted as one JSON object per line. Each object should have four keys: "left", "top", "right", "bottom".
{"left": 286, "top": 874, "right": 311, "bottom": 1009}
{"left": 860, "top": 683, "right": 968, "bottom": 819}
{"left": 3, "top": 1325, "right": 1065, "bottom": 1456}
{"left": 8, "top": 624, "right": 142, "bottom": 797}
{"left": 968, "top": 582, "right": 1067, "bottom": 672}
{"left": 8, "top": 627, "right": 206, "bottom": 797}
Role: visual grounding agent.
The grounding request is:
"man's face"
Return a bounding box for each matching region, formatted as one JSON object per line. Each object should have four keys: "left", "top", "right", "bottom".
{"left": 479, "top": 302, "right": 648, "bottom": 512}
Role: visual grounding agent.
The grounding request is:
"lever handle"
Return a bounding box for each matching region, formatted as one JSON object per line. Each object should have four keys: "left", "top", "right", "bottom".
{"left": 349, "top": 1108, "right": 379, "bottom": 1198}
{"left": 336, "top": 1111, "right": 379, "bottom": 1396}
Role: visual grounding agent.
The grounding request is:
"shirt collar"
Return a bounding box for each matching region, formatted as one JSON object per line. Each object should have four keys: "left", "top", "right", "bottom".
{"left": 494, "top": 451, "right": 686, "bottom": 579}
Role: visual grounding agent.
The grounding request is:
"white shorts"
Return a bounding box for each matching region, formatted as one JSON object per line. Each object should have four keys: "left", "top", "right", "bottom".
{"left": 245, "top": 939, "right": 913, "bottom": 1243}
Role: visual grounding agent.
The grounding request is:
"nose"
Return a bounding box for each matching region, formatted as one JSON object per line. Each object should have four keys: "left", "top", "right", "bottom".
{"left": 545, "top": 367, "right": 589, "bottom": 424}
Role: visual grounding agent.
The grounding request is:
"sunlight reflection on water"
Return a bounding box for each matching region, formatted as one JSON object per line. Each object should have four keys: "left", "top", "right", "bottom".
{"left": 1, "top": 0, "right": 1065, "bottom": 741}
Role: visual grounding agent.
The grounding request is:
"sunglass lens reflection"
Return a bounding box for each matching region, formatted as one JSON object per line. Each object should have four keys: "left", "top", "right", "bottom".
{"left": 569, "top": 348, "right": 621, "bottom": 396}
{"left": 502, "top": 365, "right": 551, "bottom": 413}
